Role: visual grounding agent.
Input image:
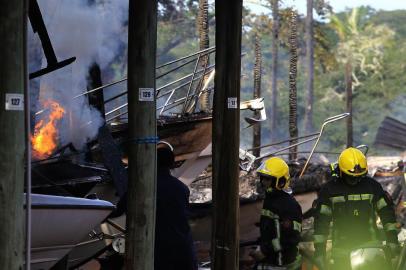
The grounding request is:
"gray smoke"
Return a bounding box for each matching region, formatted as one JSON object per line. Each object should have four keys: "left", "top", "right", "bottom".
{"left": 29, "top": 0, "right": 128, "bottom": 151}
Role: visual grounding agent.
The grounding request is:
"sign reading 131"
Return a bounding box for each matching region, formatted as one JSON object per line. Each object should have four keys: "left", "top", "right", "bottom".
{"left": 139, "top": 88, "right": 155, "bottom": 102}
{"left": 227, "top": 97, "right": 238, "bottom": 109}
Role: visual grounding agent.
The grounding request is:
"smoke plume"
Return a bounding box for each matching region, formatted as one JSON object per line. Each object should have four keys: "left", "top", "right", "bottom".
{"left": 29, "top": 0, "right": 128, "bottom": 151}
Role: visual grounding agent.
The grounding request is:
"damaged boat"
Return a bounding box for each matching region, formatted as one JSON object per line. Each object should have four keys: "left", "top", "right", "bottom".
{"left": 29, "top": 194, "right": 114, "bottom": 270}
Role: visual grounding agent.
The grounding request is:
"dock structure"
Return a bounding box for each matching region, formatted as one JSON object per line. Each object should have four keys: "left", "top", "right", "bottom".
{"left": 212, "top": 0, "right": 243, "bottom": 269}
{"left": 125, "top": 1, "right": 158, "bottom": 270}
{"left": 0, "top": 1, "right": 27, "bottom": 269}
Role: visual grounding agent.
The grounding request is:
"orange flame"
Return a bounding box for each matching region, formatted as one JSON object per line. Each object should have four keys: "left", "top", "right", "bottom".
{"left": 31, "top": 100, "right": 65, "bottom": 160}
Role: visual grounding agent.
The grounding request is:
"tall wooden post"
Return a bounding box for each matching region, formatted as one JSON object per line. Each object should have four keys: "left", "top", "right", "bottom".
{"left": 212, "top": 0, "right": 242, "bottom": 269}
{"left": 126, "top": 1, "right": 157, "bottom": 269}
{"left": 0, "top": 1, "right": 27, "bottom": 269}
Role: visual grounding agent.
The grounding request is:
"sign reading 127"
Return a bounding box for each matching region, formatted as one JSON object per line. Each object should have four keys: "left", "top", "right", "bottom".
{"left": 139, "top": 88, "right": 155, "bottom": 102}
{"left": 5, "top": 93, "right": 24, "bottom": 111}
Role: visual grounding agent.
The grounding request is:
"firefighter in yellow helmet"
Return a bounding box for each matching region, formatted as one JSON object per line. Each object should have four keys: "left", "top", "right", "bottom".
{"left": 252, "top": 157, "right": 303, "bottom": 270}
{"left": 313, "top": 147, "right": 400, "bottom": 270}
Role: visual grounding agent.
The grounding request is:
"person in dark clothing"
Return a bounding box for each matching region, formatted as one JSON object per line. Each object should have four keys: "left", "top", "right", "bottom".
{"left": 154, "top": 141, "right": 197, "bottom": 270}
{"left": 313, "top": 147, "right": 401, "bottom": 270}
{"left": 252, "top": 157, "right": 303, "bottom": 270}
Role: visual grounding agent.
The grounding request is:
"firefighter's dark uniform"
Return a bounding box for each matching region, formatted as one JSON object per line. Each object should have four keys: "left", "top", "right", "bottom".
{"left": 257, "top": 188, "right": 303, "bottom": 270}
{"left": 313, "top": 174, "right": 400, "bottom": 270}
{"left": 154, "top": 168, "right": 197, "bottom": 270}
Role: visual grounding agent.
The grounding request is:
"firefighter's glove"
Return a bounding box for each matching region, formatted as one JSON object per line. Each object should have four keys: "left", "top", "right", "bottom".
{"left": 249, "top": 249, "right": 266, "bottom": 262}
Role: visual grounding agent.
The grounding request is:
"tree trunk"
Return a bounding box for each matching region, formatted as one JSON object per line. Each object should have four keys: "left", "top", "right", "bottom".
{"left": 252, "top": 33, "right": 262, "bottom": 159}
{"left": 0, "top": 1, "right": 26, "bottom": 269}
{"left": 289, "top": 9, "right": 298, "bottom": 161}
{"left": 270, "top": 0, "right": 279, "bottom": 140}
{"left": 212, "top": 0, "right": 242, "bottom": 269}
{"left": 304, "top": 0, "right": 314, "bottom": 133}
{"left": 345, "top": 61, "right": 353, "bottom": 147}
{"left": 198, "top": 0, "right": 210, "bottom": 112}
{"left": 125, "top": 0, "right": 157, "bottom": 269}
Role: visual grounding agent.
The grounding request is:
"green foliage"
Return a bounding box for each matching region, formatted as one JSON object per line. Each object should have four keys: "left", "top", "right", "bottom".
{"left": 154, "top": 3, "right": 406, "bottom": 155}
{"left": 329, "top": 8, "right": 395, "bottom": 88}
{"left": 314, "top": 7, "right": 403, "bottom": 154}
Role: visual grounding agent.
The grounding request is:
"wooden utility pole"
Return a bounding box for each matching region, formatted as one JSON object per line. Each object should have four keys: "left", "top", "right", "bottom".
{"left": 345, "top": 61, "right": 353, "bottom": 147}
{"left": 125, "top": 0, "right": 157, "bottom": 269}
{"left": 252, "top": 33, "right": 262, "bottom": 159}
{"left": 0, "top": 1, "right": 26, "bottom": 270}
{"left": 212, "top": 0, "right": 242, "bottom": 269}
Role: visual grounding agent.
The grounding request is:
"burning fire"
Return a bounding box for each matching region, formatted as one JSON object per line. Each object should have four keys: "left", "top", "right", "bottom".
{"left": 31, "top": 100, "right": 65, "bottom": 160}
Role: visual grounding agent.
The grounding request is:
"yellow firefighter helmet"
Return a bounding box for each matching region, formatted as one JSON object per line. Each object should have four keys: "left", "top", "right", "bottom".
{"left": 257, "top": 157, "right": 290, "bottom": 190}
{"left": 338, "top": 147, "right": 368, "bottom": 177}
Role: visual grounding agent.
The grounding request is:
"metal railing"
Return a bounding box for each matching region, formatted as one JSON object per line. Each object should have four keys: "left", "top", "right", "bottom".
{"left": 74, "top": 47, "right": 217, "bottom": 123}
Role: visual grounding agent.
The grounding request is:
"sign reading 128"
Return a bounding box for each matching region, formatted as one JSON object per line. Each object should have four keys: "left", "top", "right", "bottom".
{"left": 139, "top": 88, "right": 155, "bottom": 102}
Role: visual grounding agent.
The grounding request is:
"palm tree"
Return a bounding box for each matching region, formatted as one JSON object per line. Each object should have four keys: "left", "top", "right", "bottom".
{"left": 345, "top": 61, "right": 353, "bottom": 147}
{"left": 288, "top": 9, "right": 298, "bottom": 161}
{"left": 304, "top": 0, "right": 314, "bottom": 133}
{"left": 197, "top": 0, "right": 210, "bottom": 112}
{"left": 305, "top": 0, "right": 332, "bottom": 133}
{"left": 253, "top": 33, "right": 262, "bottom": 159}
{"left": 270, "top": 0, "right": 279, "bottom": 141}
{"left": 329, "top": 8, "right": 394, "bottom": 146}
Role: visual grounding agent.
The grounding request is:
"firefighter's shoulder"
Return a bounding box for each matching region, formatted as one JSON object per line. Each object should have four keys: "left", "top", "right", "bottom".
{"left": 364, "top": 176, "right": 385, "bottom": 190}
{"left": 319, "top": 177, "right": 340, "bottom": 193}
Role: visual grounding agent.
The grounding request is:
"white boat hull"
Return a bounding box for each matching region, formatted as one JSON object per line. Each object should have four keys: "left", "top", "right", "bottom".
{"left": 29, "top": 194, "right": 115, "bottom": 270}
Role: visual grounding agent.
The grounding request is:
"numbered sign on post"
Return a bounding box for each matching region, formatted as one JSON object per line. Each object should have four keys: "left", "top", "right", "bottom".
{"left": 227, "top": 97, "right": 238, "bottom": 109}
{"left": 139, "top": 88, "right": 155, "bottom": 102}
{"left": 5, "top": 93, "right": 24, "bottom": 111}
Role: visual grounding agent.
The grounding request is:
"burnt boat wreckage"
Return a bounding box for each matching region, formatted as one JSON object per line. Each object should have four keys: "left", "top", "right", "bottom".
{"left": 27, "top": 4, "right": 269, "bottom": 267}
{"left": 27, "top": 2, "right": 406, "bottom": 269}
{"left": 26, "top": 1, "right": 115, "bottom": 269}
{"left": 30, "top": 45, "right": 270, "bottom": 268}
{"left": 26, "top": 14, "right": 307, "bottom": 268}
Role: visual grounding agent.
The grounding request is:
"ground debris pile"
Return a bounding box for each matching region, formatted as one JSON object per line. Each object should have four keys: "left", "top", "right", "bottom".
{"left": 189, "top": 158, "right": 332, "bottom": 203}
{"left": 368, "top": 156, "right": 406, "bottom": 222}
{"left": 369, "top": 156, "right": 405, "bottom": 177}
{"left": 289, "top": 157, "right": 331, "bottom": 194}
{"left": 189, "top": 166, "right": 259, "bottom": 203}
